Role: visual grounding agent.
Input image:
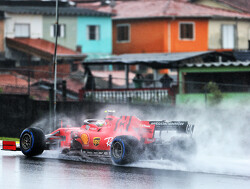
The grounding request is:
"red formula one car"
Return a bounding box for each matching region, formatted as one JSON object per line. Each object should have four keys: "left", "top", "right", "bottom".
{"left": 3, "top": 111, "right": 196, "bottom": 165}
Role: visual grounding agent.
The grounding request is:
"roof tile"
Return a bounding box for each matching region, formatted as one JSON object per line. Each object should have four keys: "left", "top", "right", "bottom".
{"left": 7, "top": 38, "right": 81, "bottom": 56}
{"left": 0, "top": 74, "right": 28, "bottom": 86}
{"left": 77, "top": 0, "right": 250, "bottom": 19}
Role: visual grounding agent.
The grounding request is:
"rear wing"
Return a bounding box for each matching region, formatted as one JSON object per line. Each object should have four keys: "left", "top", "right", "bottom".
{"left": 149, "top": 121, "right": 194, "bottom": 134}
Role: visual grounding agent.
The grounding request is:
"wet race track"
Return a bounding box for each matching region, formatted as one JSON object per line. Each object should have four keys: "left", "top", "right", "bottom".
{"left": 2, "top": 105, "right": 250, "bottom": 189}
{"left": 1, "top": 149, "right": 250, "bottom": 189}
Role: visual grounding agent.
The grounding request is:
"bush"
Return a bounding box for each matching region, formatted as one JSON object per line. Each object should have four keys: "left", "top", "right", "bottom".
{"left": 204, "top": 82, "right": 223, "bottom": 105}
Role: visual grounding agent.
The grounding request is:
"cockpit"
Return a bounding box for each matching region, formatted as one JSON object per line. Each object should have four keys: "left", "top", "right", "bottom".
{"left": 83, "top": 119, "right": 106, "bottom": 128}
{"left": 95, "top": 120, "right": 105, "bottom": 127}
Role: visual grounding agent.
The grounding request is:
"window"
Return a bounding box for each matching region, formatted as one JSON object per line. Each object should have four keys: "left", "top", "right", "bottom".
{"left": 15, "top": 24, "right": 30, "bottom": 38}
{"left": 50, "top": 24, "right": 65, "bottom": 38}
{"left": 117, "top": 24, "right": 130, "bottom": 42}
{"left": 179, "top": 22, "right": 194, "bottom": 40}
{"left": 87, "top": 25, "right": 100, "bottom": 40}
{"left": 222, "top": 25, "right": 235, "bottom": 49}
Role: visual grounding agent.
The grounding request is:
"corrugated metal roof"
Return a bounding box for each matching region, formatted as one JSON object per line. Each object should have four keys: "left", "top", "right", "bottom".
{"left": 86, "top": 51, "right": 211, "bottom": 62}
{"left": 118, "top": 51, "right": 213, "bottom": 62}
{"left": 183, "top": 61, "right": 250, "bottom": 68}
{"left": 0, "top": 6, "right": 112, "bottom": 17}
{"left": 84, "top": 51, "right": 214, "bottom": 68}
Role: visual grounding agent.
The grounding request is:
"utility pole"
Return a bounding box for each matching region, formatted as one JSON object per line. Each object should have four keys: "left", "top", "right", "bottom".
{"left": 52, "top": 0, "right": 59, "bottom": 131}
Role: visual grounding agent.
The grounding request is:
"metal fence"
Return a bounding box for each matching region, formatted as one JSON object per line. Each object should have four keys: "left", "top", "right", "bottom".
{"left": 0, "top": 68, "right": 51, "bottom": 96}
{"left": 79, "top": 88, "right": 174, "bottom": 105}
{"left": 1, "top": 68, "right": 250, "bottom": 105}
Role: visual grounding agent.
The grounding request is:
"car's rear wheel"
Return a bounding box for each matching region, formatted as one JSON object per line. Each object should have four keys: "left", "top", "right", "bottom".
{"left": 20, "top": 128, "right": 45, "bottom": 157}
{"left": 110, "top": 136, "right": 141, "bottom": 165}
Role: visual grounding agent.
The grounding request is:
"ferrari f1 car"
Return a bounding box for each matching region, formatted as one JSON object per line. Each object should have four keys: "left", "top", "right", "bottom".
{"left": 3, "top": 111, "right": 196, "bottom": 165}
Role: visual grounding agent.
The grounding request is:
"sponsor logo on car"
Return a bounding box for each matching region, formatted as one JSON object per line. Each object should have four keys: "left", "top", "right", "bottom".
{"left": 167, "top": 122, "right": 185, "bottom": 126}
{"left": 89, "top": 127, "right": 97, "bottom": 131}
{"left": 140, "top": 124, "right": 151, "bottom": 128}
{"left": 93, "top": 137, "right": 101, "bottom": 146}
{"left": 149, "top": 121, "right": 185, "bottom": 126}
{"left": 80, "top": 133, "right": 89, "bottom": 145}
{"left": 104, "top": 137, "right": 113, "bottom": 147}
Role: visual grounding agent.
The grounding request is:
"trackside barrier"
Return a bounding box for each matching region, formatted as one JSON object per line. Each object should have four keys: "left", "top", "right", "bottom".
{"left": 2, "top": 141, "right": 17, "bottom": 151}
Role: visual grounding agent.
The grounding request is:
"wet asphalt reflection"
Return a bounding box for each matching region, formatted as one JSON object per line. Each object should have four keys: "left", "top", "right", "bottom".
{"left": 0, "top": 150, "right": 250, "bottom": 189}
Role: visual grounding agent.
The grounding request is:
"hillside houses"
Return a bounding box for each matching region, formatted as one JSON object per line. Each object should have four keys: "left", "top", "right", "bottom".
{"left": 0, "top": 1, "right": 112, "bottom": 69}
{"left": 1, "top": 0, "right": 250, "bottom": 67}
{"left": 0, "top": 0, "right": 113, "bottom": 100}
{"left": 76, "top": 0, "right": 250, "bottom": 105}
{"left": 77, "top": 0, "right": 250, "bottom": 54}
{"left": 0, "top": 0, "right": 250, "bottom": 105}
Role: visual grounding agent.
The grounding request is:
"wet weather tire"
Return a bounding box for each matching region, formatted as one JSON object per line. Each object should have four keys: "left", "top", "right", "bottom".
{"left": 110, "top": 136, "right": 141, "bottom": 165}
{"left": 20, "top": 128, "right": 45, "bottom": 157}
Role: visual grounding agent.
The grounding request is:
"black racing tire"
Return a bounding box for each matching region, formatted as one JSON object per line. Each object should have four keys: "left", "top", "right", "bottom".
{"left": 110, "top": 136, "right": 141, "bottom": 165}
{"left": 20, "top": 127, "right": 46, "bottom": 157}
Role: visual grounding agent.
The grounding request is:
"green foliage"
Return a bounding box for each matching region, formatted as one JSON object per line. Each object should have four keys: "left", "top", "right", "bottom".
{"left": 204, "top": 81, "right": 223, "bottom": 105}
{"left": 0, "top": 87, "right": 3, "bottom": 93}
{"left": 0, "top": 137, "right": 19, "bottom": 142}
{"left": 29, "top": 95, "right": 35, "bottom": 100}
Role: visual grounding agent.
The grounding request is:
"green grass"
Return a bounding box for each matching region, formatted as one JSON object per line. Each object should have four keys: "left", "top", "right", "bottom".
{"left": 0, "top": 137, "right": 19, "bottom": 142}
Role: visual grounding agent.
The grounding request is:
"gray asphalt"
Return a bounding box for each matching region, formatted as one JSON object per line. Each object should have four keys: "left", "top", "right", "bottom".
{"left": 1, "top": 150, "right": 250, "bottom": 189}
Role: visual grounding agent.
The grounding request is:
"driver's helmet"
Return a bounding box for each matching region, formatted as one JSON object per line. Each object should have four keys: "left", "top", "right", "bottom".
{"left": 96, "top": 120, "right": 105, "bottom": 127}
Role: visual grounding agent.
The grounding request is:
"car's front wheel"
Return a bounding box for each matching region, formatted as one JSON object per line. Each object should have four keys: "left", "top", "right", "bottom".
{"left": 20, "top": 127, "right": 45, "bottom": 157}
{"left": 110, "top": 136, "right": 141, "bottom": 165}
